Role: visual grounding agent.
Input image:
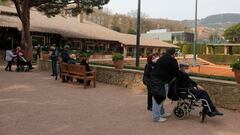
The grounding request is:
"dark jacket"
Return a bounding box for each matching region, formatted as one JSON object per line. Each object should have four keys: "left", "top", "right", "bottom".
{"left": 150, "top": 54, "right": 179, "bottom": 104}
{"left": 51, "top": 50, "right": 58, "bottom": 61}
{"left": 80, "top": 60, "right": 91, "bottom": 72}
{"left": 61, "top": 50, "right": 70, "bottom": 63}
{"left": 150, "top": 54, "right": 179, "bottom": 83}
{"left": 143, "top": 63, "right": 154, "bottom": 86}
{"left": 176, "top": 71, "right": 197, "bottom": 89}
{"left": 68, "top": 58, "right": 76, "bottom": 64}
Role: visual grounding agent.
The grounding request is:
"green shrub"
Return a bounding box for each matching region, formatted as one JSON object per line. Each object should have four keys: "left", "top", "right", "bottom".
{"left": 231, "top": 59, "right": 240, "bottom": 70}
{"left": 178, "top": 44, "right": 206, "bottom": 54}
{"left": 199, "top": 54, "right": 240, "bottom": 65}
{"left": 112, "top": 53, "right": 124, "bottom": 61}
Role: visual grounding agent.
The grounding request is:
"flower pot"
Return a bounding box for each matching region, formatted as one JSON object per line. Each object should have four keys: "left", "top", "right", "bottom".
{"left": 113, "top": 60, "right": 124, "bottom": 69}
{"left": 234, "top": 70, "right": 240, "bottom": 83}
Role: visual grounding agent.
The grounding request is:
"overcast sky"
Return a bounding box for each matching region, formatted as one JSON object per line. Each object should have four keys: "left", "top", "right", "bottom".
{"left": 104, "top": 0, "right": 240, "bottom": 20}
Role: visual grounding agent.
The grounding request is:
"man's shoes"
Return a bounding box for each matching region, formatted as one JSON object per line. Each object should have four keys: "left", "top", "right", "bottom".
{"left": 207, "top": 112, "right": 216, "bottom": 117}
{"left": 212, "top": 109, "right": 224, "bottom": 116}
{"left": 207, "top": 110, "right": 223, "bottom": 117}
{"left": 211, "top": 108, "right": 224, "bottom": 116}
{"left": 160, "top": 113, "right": 171, "bottom": 118}
{"left": 213, "top": 111, "right": 224, "bottom": 116}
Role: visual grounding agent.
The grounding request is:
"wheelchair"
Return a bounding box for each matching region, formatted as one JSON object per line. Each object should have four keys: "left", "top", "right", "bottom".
{"left": 173, "top": 88, "right": 212, "bottom": 123}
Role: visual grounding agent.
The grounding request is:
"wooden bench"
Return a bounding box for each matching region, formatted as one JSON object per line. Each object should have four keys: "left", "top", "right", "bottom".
{"left": 60, "top": 62, "right": 96, "bottom": 89}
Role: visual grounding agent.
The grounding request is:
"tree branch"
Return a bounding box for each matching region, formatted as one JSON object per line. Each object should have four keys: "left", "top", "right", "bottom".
{"left": 11, "top": 0, "right": 23, "bottom": 21}
{"left": 30, "top": 0, "right": 51, "bottom": 7}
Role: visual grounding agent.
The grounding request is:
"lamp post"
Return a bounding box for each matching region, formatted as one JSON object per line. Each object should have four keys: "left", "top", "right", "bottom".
{"left": 136, "top": 0, "right": 141, "bottom": 67}
{"left": 193, "top": 0, "right": 198, "bottom": 66}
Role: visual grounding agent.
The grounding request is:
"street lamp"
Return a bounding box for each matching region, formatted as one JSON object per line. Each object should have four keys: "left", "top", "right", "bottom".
{"left": 136, "top": 0, "right": 141, "bottom": 67}
{"left": 193, "top": 0, "right": 198, "bottom": 66}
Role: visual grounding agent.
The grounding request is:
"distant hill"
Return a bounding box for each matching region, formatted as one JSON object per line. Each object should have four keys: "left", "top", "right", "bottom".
{"left": 201, "top": 13, "right": 240, "bottom": 25}
{"left": 183, "top": 13, "right": 240, "bottom": 29}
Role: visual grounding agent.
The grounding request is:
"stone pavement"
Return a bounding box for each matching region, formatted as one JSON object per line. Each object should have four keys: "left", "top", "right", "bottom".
{"left": 0, "top": 69, "right": 240, "bottom": 135}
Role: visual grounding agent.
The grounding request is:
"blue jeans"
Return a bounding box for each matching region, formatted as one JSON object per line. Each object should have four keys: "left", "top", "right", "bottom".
{"left": 52, "top": 60, "right": 57, "bottom": 76}
{"left": 152, "top": 83, "right": 169, "bottom": 122}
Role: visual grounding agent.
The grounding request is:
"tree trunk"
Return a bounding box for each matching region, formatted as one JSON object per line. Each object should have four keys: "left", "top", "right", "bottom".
{"left": 20, "top": 1, "right": 32, "bottom": 60}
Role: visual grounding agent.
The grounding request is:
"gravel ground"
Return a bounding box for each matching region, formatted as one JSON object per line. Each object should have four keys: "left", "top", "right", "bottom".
{"left": 0, "top": 68, "right": 240, "bottom": 135}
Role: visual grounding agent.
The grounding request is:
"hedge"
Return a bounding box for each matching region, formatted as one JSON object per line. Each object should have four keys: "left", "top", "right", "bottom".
{"left": 198, "top": 54, "right": 240, "bottom": 65}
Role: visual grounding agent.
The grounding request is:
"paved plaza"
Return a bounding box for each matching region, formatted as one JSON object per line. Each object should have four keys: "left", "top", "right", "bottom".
{"left": 0, "top": 68, "right": 240, "bottom": 135}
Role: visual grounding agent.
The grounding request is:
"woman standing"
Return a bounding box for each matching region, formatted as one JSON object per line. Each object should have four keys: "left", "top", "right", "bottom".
{"left": 143, "top": 54, "right": 154, "bottom": 111}
{"left": 5, "top": 48, "right": 16, "bottom": 71}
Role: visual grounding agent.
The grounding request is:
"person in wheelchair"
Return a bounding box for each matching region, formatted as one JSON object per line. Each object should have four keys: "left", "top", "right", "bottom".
{"left": 176, "top": 63, "right": 224, "bottom": 117}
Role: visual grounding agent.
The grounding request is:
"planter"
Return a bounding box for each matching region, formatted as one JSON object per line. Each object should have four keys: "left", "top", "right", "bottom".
{"left": 234, "top": 70, "right": 240, "bottom": 83}
{"left": 113, "top": 60, "right": 124, "bottom": 69}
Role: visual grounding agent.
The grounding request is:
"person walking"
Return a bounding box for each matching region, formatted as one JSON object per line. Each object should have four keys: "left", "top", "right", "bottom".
{"left": 150, "top": 48, "right": 179, "bottom": 122}
{"left": 5, "top": 48, "right": 16, "bottom": 71}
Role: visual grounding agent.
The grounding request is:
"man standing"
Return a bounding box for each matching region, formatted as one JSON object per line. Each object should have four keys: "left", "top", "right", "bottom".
{"left": 61, "top": 45, "right": 70, "bottom": 63}
{"left": 150, "top": 48, "right": 179, "bottom": 122}
{"left": 60, "top": 45, "right": 70, "bottom": 82}
{"left": 36, "top": 44, "right": 41, "bottom": 60}
{"left": 50, "top": 46, "right": 58, "bottom": 77}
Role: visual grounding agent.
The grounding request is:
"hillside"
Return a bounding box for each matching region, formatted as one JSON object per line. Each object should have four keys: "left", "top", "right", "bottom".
{"left": 85, "top": 9, "right": 191, "bottom": 34}
{"left": 183, "top": 13, "right": 240, "bottom": 29}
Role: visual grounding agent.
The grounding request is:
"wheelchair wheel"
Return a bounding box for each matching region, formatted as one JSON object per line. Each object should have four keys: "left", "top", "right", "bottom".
{"left": 173, "top": 106, "right": 186, "bottom": 120}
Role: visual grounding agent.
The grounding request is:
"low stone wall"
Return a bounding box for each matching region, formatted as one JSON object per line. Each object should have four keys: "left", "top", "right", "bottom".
{"left": 38, "top": 60, "right": 240, "bottom": 111}
{"left": 94, "top": 65, "right": 240, "bottom": 111}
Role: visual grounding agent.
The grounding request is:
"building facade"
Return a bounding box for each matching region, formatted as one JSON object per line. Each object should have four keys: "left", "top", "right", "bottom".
{"left": 0, "top": 6, "right": 178, "bottom": 61}
{"left": 142, "top": 29, "right": 194, "bottom": 44}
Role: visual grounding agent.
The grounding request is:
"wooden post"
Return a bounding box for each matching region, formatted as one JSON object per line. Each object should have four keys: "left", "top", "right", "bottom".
{"left": 123, "top": 46, "right": 127, "bottom": 58}
{"left": 144, "top": 48, "right": 147, "bottom": 57}
{"left": 206, "top": 46, "right": 209, "bottom": 55}
{"left": 224, "top": 46, "right": 228, "bottom": 55}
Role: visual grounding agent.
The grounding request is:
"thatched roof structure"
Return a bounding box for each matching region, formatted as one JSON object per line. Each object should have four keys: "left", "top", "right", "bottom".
{"left": 0, "top": 6, "right": 178, "bottom": 48}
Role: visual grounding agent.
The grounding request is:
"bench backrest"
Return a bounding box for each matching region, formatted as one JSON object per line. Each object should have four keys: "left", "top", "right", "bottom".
{"left": 60, "top": 62, "right": 68, "bottom": 72}
{"left": 67, "top": 64, "right": 87, "bottom": 76}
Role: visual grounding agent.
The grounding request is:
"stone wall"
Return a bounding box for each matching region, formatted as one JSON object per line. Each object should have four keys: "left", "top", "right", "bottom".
{"left": 94, "top": 66, "right": 240, "bottom": 111}
{"left": 38, "top": 60, "right": 240, "bottom": 111}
